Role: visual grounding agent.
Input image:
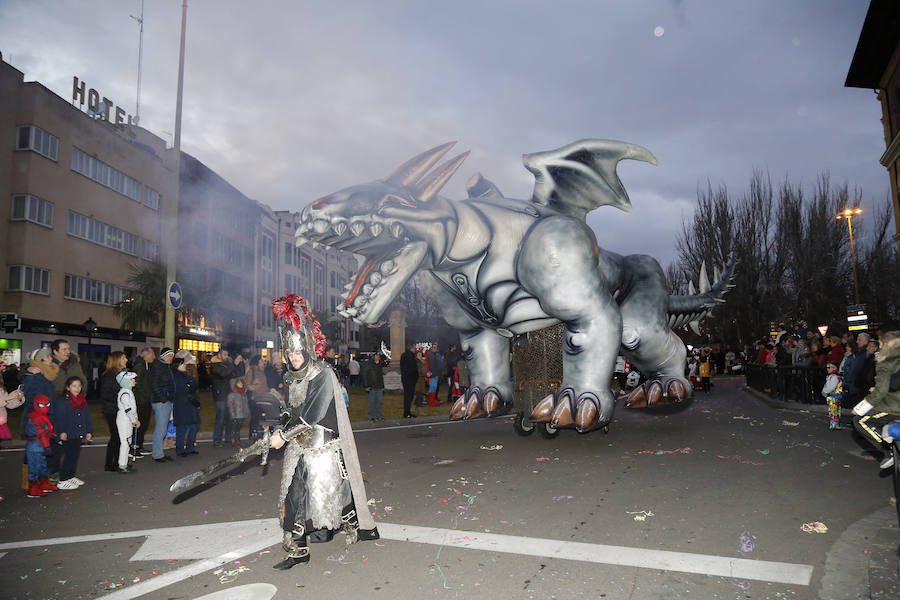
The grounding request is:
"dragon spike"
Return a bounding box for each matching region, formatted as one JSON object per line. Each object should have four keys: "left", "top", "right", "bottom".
{"left": 714, "top": 266, "right": 721, "bottom": 283}
{"left": 687, "top": 280, "right": 696, "bottom": 296}
{"left": 690, "top": 321, "right": 701, "bottom": 336}
{"left": 698, "top": 262, "right": 710, "bottom": 294}
{"left": 384, "top": 142, "right": 456, "bottom": 186}
{"left": 414, "top": 151, "right": 470, "bottom": 203}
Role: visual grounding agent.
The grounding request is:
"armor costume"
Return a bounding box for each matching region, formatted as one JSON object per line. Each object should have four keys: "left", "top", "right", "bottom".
{"left": 271, "top": 294, "right": 378, "bottom": 570}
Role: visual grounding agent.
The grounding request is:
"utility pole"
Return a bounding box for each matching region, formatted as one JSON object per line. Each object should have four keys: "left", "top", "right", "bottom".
{"left": 165, "top": 0, "right": 188, "bottom": 349}
{"left": 130, "top": 0, "right": 144, "bottom": 125}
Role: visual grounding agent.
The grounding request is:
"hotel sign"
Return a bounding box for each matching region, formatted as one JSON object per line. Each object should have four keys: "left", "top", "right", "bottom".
{"left": 72, "top": 76, "right": 136, "bottom": 125}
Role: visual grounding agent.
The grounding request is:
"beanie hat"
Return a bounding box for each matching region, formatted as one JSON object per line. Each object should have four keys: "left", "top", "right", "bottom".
{"left": 30, "top": 347, "right": 51, "bottom": 362}
{"left": 159, "top": 347, "right": 174, "bottom": 359}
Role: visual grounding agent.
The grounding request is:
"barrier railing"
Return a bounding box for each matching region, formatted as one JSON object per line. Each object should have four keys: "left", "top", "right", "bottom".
{"left": 744, "top": 364, "right": 828, "bottom": 404}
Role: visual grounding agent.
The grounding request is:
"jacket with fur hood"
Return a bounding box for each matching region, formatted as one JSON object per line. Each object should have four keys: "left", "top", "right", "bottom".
{"left": 864, "top": 334, "right": 900, "bottom": 414}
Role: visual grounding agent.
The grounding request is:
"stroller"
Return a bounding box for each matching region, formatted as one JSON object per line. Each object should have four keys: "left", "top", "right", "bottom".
{"left": 249, "top": 391, "right": 283, "bottom": 442}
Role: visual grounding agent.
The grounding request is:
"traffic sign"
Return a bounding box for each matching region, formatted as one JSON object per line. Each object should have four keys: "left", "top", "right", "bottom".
{"left": 168, "top": 281, "right": 183, "bottom": 309}
{"left": 817, "top": 325, "right": 828, "bottom": 337}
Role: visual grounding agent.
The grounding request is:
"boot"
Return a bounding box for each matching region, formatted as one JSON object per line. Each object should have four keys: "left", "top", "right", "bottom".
{"left": 27, "top": 482, "right": 46, "bottom": 498}
{"left": 38, "top": 477, "right": 58, "bottom": 492}
{"left": 428, "top": 391, "right": 440, "bottom": 407}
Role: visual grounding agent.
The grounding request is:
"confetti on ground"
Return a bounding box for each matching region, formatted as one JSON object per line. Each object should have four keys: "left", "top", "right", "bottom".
{"left": 535, "top": 456, "right": 550, "bottom": 461}
{"left": 782, "top": 420, "right": 799, "bottom": 427}
{"left": 213, "top": 565, "right": 251, "bottom": 583}
{"left": 637, "top": 447, "right": 692, "bottom": 456}
{"left": 739, "top": 530, "right": 756, "bottom": 554}
{"left": 552, "top": 495, "right": 574, "bottom": 502}
{"left": 801, "top": 521, "right": 828, "bottom": 534}
{"left": 756, "top": 449, "right": 771, "bottom": 455}
{"left": 479, "top": 444, "right": 503, "bottom": 451}
{"left": 717, "top": 454, "right": 764, "bottom": 466}
{"left": 626, "top": 509, "right": 654, "bottom": 521}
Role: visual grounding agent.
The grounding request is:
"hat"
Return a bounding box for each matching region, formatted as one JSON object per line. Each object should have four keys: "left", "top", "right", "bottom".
{"left": 175, "top": 349, "right": 196, "bottom": 365}
{"left": 30, "top": 347, "right": 51, "bottom": 362}
{"left": 159, "top": 347, "right": 174, "bottom": 359}
{"left": 116, "top": 371, "right": 137, "bottom": 387}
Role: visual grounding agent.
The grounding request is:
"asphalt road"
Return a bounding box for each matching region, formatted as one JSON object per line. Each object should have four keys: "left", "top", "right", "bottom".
{"left": 1, "top": 377, "right": 898, "bottom": 600}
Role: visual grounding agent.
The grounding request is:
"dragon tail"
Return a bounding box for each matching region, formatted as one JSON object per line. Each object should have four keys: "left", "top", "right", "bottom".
{"left": 666, "top": 257, "right": 737, "bottom": 334}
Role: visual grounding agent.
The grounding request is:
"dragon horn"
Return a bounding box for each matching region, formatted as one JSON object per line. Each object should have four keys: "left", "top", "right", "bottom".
{"left": 698, "top": 262, "right": 710, "bottom": 293}
{"left": 384, "top": 142, "right": 456, "bottom": 186}
{"left": 414, "top": 151, "right": 470, "bottom": 202}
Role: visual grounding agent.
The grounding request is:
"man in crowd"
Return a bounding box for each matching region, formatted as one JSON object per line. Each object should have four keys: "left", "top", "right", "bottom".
{"left": 150, "top": 347, "right": 176, "bottom": 462}
{"left": 444, "top": 344, "right": 459, "bottom": 403}
{"left": 210, "top": 349, "right": 245, "bottom": 446}
{"left": 265, "top": 353, "right": 286, "bottom": 398}
{"left": 400, "top": 343, "right": 419, "bottom": 419}
{"left": 132, "top": 347, "right": 155, "bottom": 457}
{"left": 362, "top": 353, "right": 385, "bottom": 421}
{"left": 841, "top": 332, "right": 871, "bottom": 408}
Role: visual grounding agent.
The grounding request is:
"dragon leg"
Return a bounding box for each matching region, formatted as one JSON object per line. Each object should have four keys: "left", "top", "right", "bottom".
{"left": 615, "top": 255, "right": 691, "bottom": 408}
{"left": 519, "top": 218, "right": 621, "bottom": 432}
{"left": 418, "top": 272, "right": 513, "bottom": 420}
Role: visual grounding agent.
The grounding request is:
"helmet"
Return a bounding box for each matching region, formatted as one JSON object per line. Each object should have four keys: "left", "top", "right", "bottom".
{"left": 272, "top": 294, "right": 326, "bottom": 381}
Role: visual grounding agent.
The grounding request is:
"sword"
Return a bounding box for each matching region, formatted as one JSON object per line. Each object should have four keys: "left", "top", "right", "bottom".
{"left": 169, "top": 422, "right": 312, "bottom": 493}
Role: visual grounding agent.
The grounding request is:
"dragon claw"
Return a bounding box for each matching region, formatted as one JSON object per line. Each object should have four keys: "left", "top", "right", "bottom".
{"left": 449, "top": 387, "right": 507, "bottom": 420}
{"left": 625, "top": 378, "right": 690, "bottom": 409}
{"left": 532, "top": 388, "right": 611, "bottom": 432}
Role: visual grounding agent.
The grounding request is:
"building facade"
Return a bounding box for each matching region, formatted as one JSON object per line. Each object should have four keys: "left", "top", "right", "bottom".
{"left": 0, "top": 54, "right": 173, "bottom": 376}
{"left": 846, "top": 0, "right": 900, "bottom": 258}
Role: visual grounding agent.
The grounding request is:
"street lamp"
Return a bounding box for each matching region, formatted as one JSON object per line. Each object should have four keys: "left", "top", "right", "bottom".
{"left": 83, "top": 316, "right": 97, "bottom": 398}
{"left": 836, "top": 207, "right": 863, "bottom": 305}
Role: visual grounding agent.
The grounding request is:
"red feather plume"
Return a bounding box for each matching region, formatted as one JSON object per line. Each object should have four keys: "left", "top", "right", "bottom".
{"left": 271, "top": 294, "right": 327, "bottom": 358}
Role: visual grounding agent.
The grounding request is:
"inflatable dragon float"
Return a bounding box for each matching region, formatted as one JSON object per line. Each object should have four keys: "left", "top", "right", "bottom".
{"left": 296, "top": 139, "right": 734, "bottom": 433}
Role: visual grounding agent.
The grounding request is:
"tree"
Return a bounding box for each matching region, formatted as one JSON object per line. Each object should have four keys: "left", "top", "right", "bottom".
{"left": 113, "top": 261, "right": 167, "bottom": 335}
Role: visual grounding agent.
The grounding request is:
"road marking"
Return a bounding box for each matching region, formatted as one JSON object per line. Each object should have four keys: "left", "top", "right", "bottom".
{"left": 1, "top": 517, "right": 813, "bottom": 598}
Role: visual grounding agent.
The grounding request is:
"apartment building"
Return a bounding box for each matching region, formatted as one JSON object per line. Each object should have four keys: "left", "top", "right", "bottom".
{"left": 0, "top": 54, "right": 173, "bottom": 373}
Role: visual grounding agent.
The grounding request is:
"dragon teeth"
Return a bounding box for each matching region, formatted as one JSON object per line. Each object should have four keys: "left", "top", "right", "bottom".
{"left": 340, "top": 291, "right": 349, "bottom": 300}
{"left": 349, "top": 222, "right": 366, "bottom": 237}
{"left": 391, "top": 223, "right": 405, "bottom": 238}
{"left": 369, "top": 272, "right": 382, "bottom": 286}
{"left": 332, "top": 221, "right": 347, "bottom": 236}
{"left": 370, "top": 222, "right": 384, "bottom": 237}
{"left": 352, "top": 295, "right": 368, "bottom": 308}
{"left": 345, "top": 306, "right": 359, "bottom": 316}
{"left": 380, "top": 260, "right": 397, "bottom": 275}
{"left": 313, "top": 219, "right": 330, "bottom": 234}
{"left": 363, "top": 284, "right": 374, "bottom": 295}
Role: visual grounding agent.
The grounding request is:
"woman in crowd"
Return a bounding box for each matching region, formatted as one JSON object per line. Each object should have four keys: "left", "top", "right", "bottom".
{"left": 172, "top": 356, "right": 201, "bottom": 457}
{"left": 100, "top": 351, "right": 128, "bottom": 472}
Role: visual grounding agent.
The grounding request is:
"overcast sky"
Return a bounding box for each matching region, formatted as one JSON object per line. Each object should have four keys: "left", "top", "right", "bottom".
{"left": 0, "top": 0, "right": 887, "bottom": 267}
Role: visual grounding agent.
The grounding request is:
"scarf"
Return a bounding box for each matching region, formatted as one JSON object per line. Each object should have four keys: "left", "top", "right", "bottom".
{"left": 68, "top": 391, "right": 87, "bottom": 410}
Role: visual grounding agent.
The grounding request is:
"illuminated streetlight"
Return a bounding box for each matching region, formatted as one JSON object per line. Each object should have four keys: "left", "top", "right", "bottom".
{"left": 836, "top": 207, "right": 863, "bottom": 305}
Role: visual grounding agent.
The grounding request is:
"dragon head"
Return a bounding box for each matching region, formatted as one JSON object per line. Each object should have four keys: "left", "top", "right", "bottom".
{"left": 296, "top": 142, "right": 468, "bottom": 325}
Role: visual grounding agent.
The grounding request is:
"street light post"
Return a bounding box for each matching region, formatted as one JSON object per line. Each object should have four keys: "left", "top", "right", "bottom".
{"left": 83, "top": 316, "right": 97, "bottom": 398}
{"left": 836, "top": 207, "right": 863, "bottom": 306}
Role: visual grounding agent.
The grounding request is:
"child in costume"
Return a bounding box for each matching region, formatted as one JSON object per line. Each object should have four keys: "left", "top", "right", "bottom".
{"left": 23, "top": 394, "right": 58, "bottom": 497}
{"left": 55, "top": 376, "right": 93, "bottom": 489}
{"left": 0, "top": 386, "right": 25, "bottom": 443}
{"left": 116, "top": 371, "right": 140, "bottom": 473}
{"left": 822, "top": 361, "right": 843, "bottom": 430}
{"left": 268, "top": 294, "right": 379, "bottom": 570}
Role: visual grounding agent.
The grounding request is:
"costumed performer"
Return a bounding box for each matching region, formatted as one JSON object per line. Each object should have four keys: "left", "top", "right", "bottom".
{"left": 268, "top": 293, "right": 379, "bottom": 570}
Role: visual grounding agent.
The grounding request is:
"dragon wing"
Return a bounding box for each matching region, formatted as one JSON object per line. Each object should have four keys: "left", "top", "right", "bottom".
{"left": 523, "top": 139, "right": 657, "bottom": 220}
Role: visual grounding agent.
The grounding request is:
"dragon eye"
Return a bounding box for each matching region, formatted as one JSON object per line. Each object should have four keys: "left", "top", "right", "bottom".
{"left": 379, "top": 194, "right": 417, "bottom": 209}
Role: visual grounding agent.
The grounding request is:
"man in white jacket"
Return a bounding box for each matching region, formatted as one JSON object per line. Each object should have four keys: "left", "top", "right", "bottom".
{"left": 116, "top": 371, "right": 140, "bottom": 473}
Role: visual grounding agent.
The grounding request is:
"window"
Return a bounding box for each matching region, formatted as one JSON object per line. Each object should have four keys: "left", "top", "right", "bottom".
{"left": 330, "top": 295, "right": 339, "bottom": 313}
{"left": 71, "top": 147, "right": 151, "bottom": 207}
{"left": 258, "top": 303, "right": 273, "bottom": 328}
{"left": 142, "top": 239, "right": 159, "bottom": 261}
{"left": 10, "top": 194, "right": 53, "bottom": 227}
{"left": 301, "top": 255, "right": 310, "bottom": 278}
{"left": 285, "top": 242, "right": 292, "bottom": 265}
{"left": 68, "top": 210, "right": 142, "bottom": 257}
{"left": 64, "top": 274, "right": 128, "bottom": 306}
{"left": 314, "top": 262, "right": 325, "bottom": 288}
{"left": 330, "top": 272, "right": 337, "bottom": 288}
{"left": 285, "top": 274, "right": 292, "bottom": 294}
{"left": 142, "top": 186, "right": 160, "bottom": 210}
{"left": 261, "top": 234, "right": 274, "bottom": 260}
{"left": 16, "top": 125, "right": 58, "bottom": 160}
{"left": 8, "top": 265, "right": 50, "bottom": 294}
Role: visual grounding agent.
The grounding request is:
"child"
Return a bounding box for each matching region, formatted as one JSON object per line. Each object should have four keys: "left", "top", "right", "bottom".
{"left": 698, "top": 353, "right": 712, "bottom": 393}
{"left": 227, "top": 377, "right": 250, "bottom": 447}
{"left": 116, "top": 371, "right": 140, "bottom": 473}
{"left": 822, "top": 361, "right": 843, "bottom": 430}
{"left": 23, "top": 394, "right": 58, "bottom": 497}
{"left": 0, "top": 386, "right": 25, "bottom": 444}
{"left": 55, "top": 376, "right": 93, "bottom": 489}
{"left": 172, "top": 356, "right": 201, "bottom": 456}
